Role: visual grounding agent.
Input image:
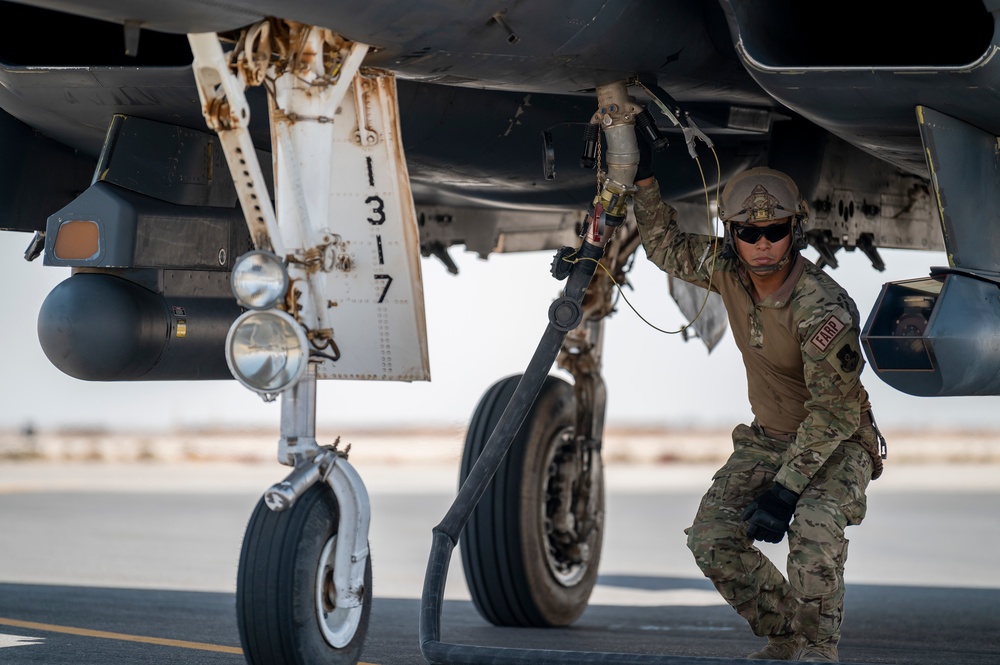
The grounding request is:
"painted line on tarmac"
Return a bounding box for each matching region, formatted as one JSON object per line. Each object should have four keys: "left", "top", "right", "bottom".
{"left": 0, "top": 617, "right": 244, "bottom": 654}
{"left": 0, "top": 617, "right": 379, "bottom": 663}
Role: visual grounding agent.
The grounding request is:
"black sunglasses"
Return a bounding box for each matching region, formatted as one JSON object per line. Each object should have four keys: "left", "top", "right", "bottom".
{"left": 732, "top": 220, "right": 792, "bottom": 244}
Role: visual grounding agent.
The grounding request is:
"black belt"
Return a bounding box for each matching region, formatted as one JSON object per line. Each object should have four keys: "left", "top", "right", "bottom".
{"left": 758, "top": 424, "right": 794, "bottom": 442}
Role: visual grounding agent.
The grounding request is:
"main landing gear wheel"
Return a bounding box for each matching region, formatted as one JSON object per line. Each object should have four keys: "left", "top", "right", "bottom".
{"left": 459, "top": 374, "right": 605, "bottom": 627}
{"left": 237, "top": 483, "right": 372, "bottom": 665}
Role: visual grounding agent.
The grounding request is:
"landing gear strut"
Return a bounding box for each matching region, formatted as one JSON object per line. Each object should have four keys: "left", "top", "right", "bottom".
{"left": 458, "top": 214, "right": 642, "bottom": 629}
{"left": 420, "top": 81, "right": 660, "bottom": 664}
{"left": 235, "top": 368, "right": 374, "bottom": 665}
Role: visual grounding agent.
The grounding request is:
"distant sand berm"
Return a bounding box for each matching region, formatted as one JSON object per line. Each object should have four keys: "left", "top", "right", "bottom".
{"left": 1, "top": 426, "right": 998, "bottom": 465}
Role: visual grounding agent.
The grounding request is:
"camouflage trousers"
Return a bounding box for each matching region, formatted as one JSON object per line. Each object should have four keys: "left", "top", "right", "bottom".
{"left": 684, "top": 422, "right": 874, "bottom": 645}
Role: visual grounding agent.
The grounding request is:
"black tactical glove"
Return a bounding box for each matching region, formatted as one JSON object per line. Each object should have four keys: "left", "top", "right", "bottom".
{"left": 741, "top": 483, "right": 800, "bottom": 544}
{"left": 634, "top": 128, "right": 654, "bottom": 183}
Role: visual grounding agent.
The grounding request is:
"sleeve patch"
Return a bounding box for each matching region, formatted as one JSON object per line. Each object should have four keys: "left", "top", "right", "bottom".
{"left": 830, "top": 341, "right": 864, "bottom": 393}
{"left": 836, "top": 343, "right": 860, "bottom": 373}
{"left": 809, "top": 314, "right": 845, "bottom": 353}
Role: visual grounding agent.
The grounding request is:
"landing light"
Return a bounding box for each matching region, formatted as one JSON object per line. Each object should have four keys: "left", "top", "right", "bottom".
{"left": 226, "top": 309, "right": 309, "bottom": 395}
{"left": 231, "top": 250, "right": 288, "bottom": 310}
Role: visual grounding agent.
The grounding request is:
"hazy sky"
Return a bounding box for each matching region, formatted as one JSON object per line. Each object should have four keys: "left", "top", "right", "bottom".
{"left": 1, "top": 229, "right": 996, "bottom": 433}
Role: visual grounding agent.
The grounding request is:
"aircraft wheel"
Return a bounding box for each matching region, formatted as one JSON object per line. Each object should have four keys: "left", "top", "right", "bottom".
{"left": 237, "top": 483, "right": 372, "bottom": 665}
{"left": 459, "top": 374, "right": 605, "bottom": 627}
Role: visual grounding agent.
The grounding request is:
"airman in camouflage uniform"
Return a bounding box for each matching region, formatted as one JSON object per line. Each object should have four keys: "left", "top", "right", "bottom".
{"left": 631, "top": 165, "right": 884, "bottom": 663}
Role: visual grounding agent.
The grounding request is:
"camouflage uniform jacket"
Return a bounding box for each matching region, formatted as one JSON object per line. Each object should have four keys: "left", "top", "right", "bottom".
{"left": 633, "top": 180, "right": 872, "bottom": 494}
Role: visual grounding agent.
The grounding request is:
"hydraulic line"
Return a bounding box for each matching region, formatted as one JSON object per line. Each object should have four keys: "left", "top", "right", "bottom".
{"left": 419, "top": 242, "right": 603, "bottom": 660}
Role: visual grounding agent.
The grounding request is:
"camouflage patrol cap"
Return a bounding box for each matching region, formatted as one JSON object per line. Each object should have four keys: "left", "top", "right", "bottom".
{"left": 720, "top": 167, "right": 802, "bottom": 223}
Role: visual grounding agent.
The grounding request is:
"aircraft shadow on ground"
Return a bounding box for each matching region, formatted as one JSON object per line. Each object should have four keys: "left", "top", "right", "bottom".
{"left": 1, "top": 582, "right": 998, "bottom": 665}
{"left": 390, "top": 578, "right": 1000, "bottom": 665}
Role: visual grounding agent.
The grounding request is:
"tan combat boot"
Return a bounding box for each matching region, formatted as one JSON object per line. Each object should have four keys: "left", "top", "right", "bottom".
{"left": 746, "top": 635, "right": 800, "bottom": 660}
{"left": 796, "top": 640, "right": 839, "bottom": 662}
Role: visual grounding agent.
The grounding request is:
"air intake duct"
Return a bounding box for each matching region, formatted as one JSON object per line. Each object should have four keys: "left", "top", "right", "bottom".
{"left": 861, "top": 269, "right": 1000, "bottom": 396}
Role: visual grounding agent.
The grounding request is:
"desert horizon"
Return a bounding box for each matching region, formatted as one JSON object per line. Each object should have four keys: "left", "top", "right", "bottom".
{"left": 3, "top": 424, "right": 999, "bottom": 466}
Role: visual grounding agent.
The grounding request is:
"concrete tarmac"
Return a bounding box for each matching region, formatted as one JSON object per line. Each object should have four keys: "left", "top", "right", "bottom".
{"left": 0, "top": 455, "right": 997, "bottom": 664}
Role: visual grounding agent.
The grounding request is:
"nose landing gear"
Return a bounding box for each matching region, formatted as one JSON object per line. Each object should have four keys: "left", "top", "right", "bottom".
{"left": 238, "top": 482, "right": 373, "bottom": 665}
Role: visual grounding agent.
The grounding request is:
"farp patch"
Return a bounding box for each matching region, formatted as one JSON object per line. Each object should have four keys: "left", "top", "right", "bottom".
{"left": 810, "top": 314, "right": 845, "bottom": 353}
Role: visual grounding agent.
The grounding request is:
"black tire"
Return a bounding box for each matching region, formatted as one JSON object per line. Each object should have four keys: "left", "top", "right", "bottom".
{"left": 237, "top": 483, "right": 372, "bottom": 665}
{"left": 459, "top": 374, "right": 605, "bottom": 627}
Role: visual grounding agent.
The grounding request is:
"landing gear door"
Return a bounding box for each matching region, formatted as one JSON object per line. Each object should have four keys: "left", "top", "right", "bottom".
{"left": 272, "top": 67, "right": 430, "bottom": 381}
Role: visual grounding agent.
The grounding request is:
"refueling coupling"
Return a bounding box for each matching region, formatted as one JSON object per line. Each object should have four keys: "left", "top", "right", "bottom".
{"left": 580, "top": 81, "right": 654, "bottom": 247}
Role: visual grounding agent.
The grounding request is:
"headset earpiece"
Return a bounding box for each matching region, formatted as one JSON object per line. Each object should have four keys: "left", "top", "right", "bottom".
{"left": 792, "top": 198, "right": 809, "bottom": 250}
{"left": 790, "top": 214, "right": 806, "bottom": 250}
